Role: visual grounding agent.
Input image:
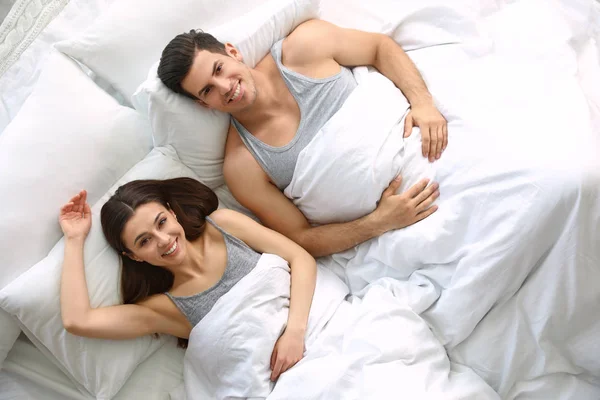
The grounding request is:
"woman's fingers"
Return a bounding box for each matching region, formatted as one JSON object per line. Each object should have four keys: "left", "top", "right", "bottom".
{"left": 68, "top": 193, "right": 80, "bottom": 205}
{"left": 270, "top": 347, "right": 277, "bottom": 371}
{"left": 60, "top": 202, "right": 74, "bottom": 215}
{"left": 84, "top": 201, "right": 92, "bottom": 216}
{"left": 64, "top": 191, "right": 88, "bottom": 215}
{"left": 271, "top": 357, "right": 284, "bottom": 382}
{"left": 76, "top": 190, "right": 87, "bottom": 214}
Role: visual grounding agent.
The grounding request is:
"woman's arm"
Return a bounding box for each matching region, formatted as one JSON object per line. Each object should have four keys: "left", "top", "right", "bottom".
{"left": 210, "top": 208, "right": 317, "bottom": 380}
{"left": 59, "top": 191, "right": 188, "bottom": 340}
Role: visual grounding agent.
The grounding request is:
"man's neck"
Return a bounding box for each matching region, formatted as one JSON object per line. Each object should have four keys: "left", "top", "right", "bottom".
{"left": 230, "top": 58, "right": 290, "bottom": 128}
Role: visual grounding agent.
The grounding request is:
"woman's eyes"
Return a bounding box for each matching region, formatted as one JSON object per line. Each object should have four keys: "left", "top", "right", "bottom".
{"left": 216, "top": 64, "right": 222, "bottom": 73}
{"left": 139, "top": 217, "right": 168, "bottom": 247}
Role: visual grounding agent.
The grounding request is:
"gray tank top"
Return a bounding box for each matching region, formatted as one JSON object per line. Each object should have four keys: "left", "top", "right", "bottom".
{"left": 232, "top": 39, "right": 357, "bottom": 190}
{"left": 165, "top": 217, "right": 261, "bottom": 327}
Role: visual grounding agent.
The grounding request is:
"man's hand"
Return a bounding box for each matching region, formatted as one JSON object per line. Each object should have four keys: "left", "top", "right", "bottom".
{"left": 404, "top": 104, "right": 448, "bottom": 162}
{"left": 371, "top": 176, "right": 439, "bottom": 234}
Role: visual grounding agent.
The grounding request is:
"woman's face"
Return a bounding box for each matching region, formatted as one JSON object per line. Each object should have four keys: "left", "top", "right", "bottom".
{"left": 121, "top": 202, "right": 187, "bottom": 268}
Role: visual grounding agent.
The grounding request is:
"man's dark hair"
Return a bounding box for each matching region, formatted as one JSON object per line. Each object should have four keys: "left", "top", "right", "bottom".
{"left": 157, "top": 29, "right": 227, "bottom": 99}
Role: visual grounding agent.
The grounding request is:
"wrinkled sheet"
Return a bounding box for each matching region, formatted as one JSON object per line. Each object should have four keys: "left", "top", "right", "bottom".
{"left": 284, "top": 5, "right": 600, "bottom": 398}
{"left": 183, "top": 254, "right": 498, "bottom": 400}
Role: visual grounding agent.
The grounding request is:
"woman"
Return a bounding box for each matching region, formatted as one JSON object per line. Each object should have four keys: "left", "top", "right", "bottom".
{"left": 59, "top": 177, "right": 316, "bottom": 382}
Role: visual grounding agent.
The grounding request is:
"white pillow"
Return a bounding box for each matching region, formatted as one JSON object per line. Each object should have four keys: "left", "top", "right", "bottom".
{"left": 55, "top": 0, "right": 280, "bottom": 101}
{"left": 131, "top": 0, "right": 317, "bottom": 190}
{"left": 132, "top": 69, "right": 229, "bottom": 189}
{"left": 0, "top": 309, "right": 20, "bottom": 369}
{"left": 0, "top": 51, "right": 152, "bottom": 291}
{"left": 0, "top": 147, "right": 201, "bottom": 399}
{"left": 114, "top": 336, "right": 185, "bottom": 399}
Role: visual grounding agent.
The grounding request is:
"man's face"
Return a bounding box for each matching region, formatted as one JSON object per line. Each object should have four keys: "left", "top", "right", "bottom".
{"left": 181, "top": 45, "right": 257, "bottom": 113}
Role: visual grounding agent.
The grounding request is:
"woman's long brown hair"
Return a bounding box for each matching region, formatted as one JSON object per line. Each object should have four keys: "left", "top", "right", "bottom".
{"left": 100, "top": 177, "right": 219, "bottom": 348}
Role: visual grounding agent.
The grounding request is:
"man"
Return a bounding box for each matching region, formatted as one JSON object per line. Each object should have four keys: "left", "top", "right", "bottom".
{"left": 158, "top": 19, "right": 446, "bottom": 257}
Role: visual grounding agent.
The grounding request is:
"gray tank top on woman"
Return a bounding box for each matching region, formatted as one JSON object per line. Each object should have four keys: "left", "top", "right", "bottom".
{"left": 164, "top": 217, "right": 261, "bottom": 327}
{"left": 231, "top": 39, "right": 358, "bottom": 190}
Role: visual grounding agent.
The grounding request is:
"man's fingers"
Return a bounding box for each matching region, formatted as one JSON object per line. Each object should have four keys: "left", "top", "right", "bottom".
{"left": 435, "top": 126, "right": 443, "bottom": 160}
{"left": 406, "top": 178, "right": 430, "bottom": 198}
{"left": 404, "top": 114, "right": 413, "bottom": 138}
{"left": 421, "top": 125, "right": 430, "bottom": 159}
{"left": 383, "top": 176, "right": 403, "bottom": 197}
{"left": 416, "top": 205, "right": 438, "bottom": 221}
{"left": 428, "top": 127, "right": 437, "bottom": 162}
{"left": 416, "top": 189, "right": 440, "bottom": 212}
{"left": 442, "top": 123, "right": 448, "bottom": 151}
{"left": 412, "top": 182, "right": 438, "bottom": 205}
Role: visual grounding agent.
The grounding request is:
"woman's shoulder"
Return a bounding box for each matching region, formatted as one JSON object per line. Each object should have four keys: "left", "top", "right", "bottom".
{"left": 208, "top": 208, "right": 246, "bottom": 229}
{"left": 207, "top": 208, "right": 259, "bottom": 241}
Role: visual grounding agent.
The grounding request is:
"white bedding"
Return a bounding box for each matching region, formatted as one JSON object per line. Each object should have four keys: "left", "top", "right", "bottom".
{"left": 284, "top": 3, "right": 600, "bottom": 398}
{"left": 1, "top": 335, "right": 184, "bottom": 399}
{"left": 0, "top": 0, "right": 598, "bottom": 399}
{"left": 182, "top": 254, "right": 498, "bottom": 400}
{"left": 0, "top": 0, "right": 69, "bottom": 76}
{"left": 0, "top": 0, "right": 115, "bottom": 133}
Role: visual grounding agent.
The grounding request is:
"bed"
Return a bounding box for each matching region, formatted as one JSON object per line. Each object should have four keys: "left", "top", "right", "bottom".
{"left": 0, "top": 0, "right": 598, "bottom": 399}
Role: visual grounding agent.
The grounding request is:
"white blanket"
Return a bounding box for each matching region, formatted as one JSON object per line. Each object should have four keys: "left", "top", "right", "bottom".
{"left": 183, "top": 254, "right": 498, "bottom": 399}
{"left": 283, "top": 48, "right": 600, "bottom": 398}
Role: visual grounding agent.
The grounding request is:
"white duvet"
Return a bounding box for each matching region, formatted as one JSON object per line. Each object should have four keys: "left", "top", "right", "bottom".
{"left": 183, "top": 254, "right": 499, "bottom": 400}
{"left": 180, "top": 4, "right": 600, "bottom": 398}
{"left": 282, "top": 37, "right": 600, "bottom": 400}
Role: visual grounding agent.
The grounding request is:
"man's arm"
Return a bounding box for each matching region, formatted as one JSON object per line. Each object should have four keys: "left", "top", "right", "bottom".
{"left": 224, "top": 134, "right": 439, "bottom": 258}
{"left": 284, "top": 19, "right": 448, "bottom": 162}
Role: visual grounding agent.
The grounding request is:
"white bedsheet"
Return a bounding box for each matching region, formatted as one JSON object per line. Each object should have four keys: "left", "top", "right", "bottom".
{"left": 182, "top": 254, "right": 498, "bottom": 399}
{"left": 285, "top": 2, "right": 600, "bottom": 398}
{"left": 1, "top": 0, "right": 598, "bottom": 399}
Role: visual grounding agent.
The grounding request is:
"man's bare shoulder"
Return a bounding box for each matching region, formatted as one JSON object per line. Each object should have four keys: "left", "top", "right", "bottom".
{"left": 224, "top": 123, "right": 244, "bottom": 156}
{"left": 282, "top": 19, "right": 337, "bottom": 65}
{"left": 224, "top": 124, "right": 268, "bottom": 186}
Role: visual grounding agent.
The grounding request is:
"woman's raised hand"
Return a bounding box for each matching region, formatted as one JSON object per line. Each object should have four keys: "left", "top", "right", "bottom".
{"left": 59, "top": 190, "right": 92, "bottom": 240}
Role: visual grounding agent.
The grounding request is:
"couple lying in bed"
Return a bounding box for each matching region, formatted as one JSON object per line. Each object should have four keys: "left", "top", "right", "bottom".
{"left": 59, "top": 18, "right": 448, "bottom": 382}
